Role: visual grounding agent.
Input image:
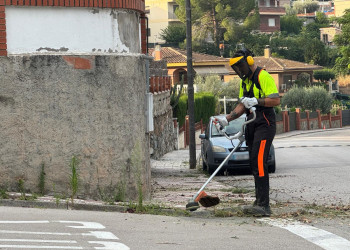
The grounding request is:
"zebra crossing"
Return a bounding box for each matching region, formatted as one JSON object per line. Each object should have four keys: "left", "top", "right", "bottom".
{"left": 0, "top": 220, "right": 129, "bottom": 249}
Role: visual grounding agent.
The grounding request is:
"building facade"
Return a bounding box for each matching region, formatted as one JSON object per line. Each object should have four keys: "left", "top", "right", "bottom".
{"left": 145, "top": 0, "right": 181, "bottom": 45}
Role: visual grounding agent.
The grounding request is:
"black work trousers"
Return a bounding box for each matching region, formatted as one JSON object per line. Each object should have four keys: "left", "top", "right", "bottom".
{"left": 245, "top": 107, "right": 276, "bottom": 208}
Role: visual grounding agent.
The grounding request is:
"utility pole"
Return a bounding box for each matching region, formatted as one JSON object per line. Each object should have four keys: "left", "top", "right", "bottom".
{"left": 185, "top": 0, "right": 196, "bottom": 169}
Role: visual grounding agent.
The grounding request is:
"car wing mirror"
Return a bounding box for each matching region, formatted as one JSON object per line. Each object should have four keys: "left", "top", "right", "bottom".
{"left": 199, "top": 134, "right": 206, "bottom": 139}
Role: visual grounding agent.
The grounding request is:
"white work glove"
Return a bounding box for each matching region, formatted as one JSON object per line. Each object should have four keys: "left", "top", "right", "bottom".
{"left": 240, "top": 97, "right": 258, "bottom": 109}
{"left": 213, "top": 116, "right": 228, "bottom": 133}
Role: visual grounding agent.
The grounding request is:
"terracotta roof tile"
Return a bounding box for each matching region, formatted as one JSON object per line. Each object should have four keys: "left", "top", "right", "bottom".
{"left": 149, "top": 47, "right": 323, "bottom": 72}
{"left": 149, "top": 47, "right": 227, "bottom": 64}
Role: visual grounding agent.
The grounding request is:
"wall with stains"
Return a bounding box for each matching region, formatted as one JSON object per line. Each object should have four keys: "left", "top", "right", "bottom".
{"left": 0, "top": 54, "right": 151, "bottom": 200}
{"left": 5, "top": 7, "right": 141, "bottom": 54}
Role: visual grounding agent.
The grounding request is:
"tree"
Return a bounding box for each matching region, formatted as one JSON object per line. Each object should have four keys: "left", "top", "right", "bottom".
{"left": 293, "top": 0, "right": 319, "bottom": 14}
{"left": 280, "top": 15, "right": 303, "bottom": 35}
{"left": 304, "top": 38, "right": 328, "bottom": 65}
{"left": 270, "top": 35, "right": 305, "bottom": 62}
{"left": 159, "top": 23, "right": 186, "bottom": 45}
{"left": 175, "top": 0, "right": 255, "bottom": 54}
{"left": 195, "top": 75, "right": 240, "bottom": 113}
{"left": 294, "top": 72, "right": 311, "bottom": 87}
{"left": 333, "top": 9, "right": 350, "bottom": 75}
{"left": 315, "top": 12, "right": 329, "bottom": 26}
{"left": 314, "top": 69, "right": 336, "bottom": 82}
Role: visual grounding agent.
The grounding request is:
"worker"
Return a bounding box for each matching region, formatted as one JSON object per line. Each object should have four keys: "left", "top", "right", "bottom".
{"left": 215, "top": 48, "right": 280, "bottom": 216}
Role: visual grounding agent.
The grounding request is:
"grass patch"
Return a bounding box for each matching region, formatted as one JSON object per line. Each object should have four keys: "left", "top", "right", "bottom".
{"left": 123, "top": 202, "right": 191, "bottom": 217}
{"left": 0, "top": 189, "right": 9, "bottom": 199}
{"left": 218, "top": 187, "right": 253, "bottom": 194}
{"left": 214, "top": 208, "right": 245, "bottom": 217}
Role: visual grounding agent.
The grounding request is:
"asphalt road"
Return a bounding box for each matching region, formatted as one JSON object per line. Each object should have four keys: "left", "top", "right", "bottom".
{"left": 272, "top": 127, "right": 350, "bottom": 206}
{"left": 0, "top": 206, "right": 325, "bottom": 250}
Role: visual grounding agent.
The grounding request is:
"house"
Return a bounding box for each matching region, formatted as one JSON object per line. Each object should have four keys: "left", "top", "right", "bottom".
{"left": 149, "top": 46, "right": 322, "bottom": 95}
{"left": 149, "top": 46, "right": 229, "bottom": 85}
{"left": 145, "top": 0, "right": 181, "bottom": 45}
{"left": 224, "top": 47, "right": 323, "bottom": 94}
{"left": 320, "top": 26, "right": 342, "bottom": 46}
{"left": 334, "top": 0, "right": 350, "bottom": 17}
{"left": 258, "top": 0, "right": 286, "bottom": 33}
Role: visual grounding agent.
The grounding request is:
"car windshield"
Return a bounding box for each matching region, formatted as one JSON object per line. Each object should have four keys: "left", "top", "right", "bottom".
{"left": 211, "top": 116, "right": 246, "bottom": 136}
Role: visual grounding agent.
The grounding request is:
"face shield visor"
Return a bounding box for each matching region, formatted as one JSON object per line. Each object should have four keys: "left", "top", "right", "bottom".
{"left": 230, "top": 56, "right": 252, "bottom": 81}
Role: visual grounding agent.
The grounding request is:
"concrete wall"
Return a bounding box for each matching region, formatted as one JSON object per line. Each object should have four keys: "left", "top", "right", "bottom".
{"left": 0, "top": 54, "right": 151, "bottom": 200}
{"left": 5, "top": 7, "right": 141, "bottom": 54}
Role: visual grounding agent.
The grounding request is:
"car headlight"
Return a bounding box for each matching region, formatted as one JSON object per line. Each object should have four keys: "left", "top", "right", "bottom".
{"left": 212, "top": 145, "right": 226, "bottom": 152}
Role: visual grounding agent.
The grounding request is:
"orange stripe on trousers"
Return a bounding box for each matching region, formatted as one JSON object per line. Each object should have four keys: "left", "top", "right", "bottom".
{"left": 258, "top": 140, "right": 266, "bottom": 177}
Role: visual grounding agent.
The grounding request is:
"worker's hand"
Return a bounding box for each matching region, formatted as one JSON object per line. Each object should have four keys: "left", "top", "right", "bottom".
{"left": 213, "top": 116, "right": 228, "bottom": 133}
{"left": 241, "top": 97, "right": 258, "bottom": 109}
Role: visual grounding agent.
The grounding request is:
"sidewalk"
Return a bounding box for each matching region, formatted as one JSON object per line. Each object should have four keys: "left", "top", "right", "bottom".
{"left": 150, "top": 148, "right": 256, "bottom": 210}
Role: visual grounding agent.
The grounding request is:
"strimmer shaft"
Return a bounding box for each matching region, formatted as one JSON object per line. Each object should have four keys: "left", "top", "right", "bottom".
{"left": 191, "top": 139, "right": 244, "bottom": 201}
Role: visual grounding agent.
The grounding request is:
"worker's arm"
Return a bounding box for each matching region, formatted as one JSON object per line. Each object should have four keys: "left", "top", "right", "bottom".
{"left": 257, "top": 97, "right": 280, "bottom": 107}
{"left": 226, "top": 103, "right": 245, "bottom": 122}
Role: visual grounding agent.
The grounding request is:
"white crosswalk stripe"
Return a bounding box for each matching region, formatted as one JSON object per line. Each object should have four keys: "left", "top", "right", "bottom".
{"left": 259, "top": 218, "right": 350, "bottom": 250}
{"left": 0, "top": 220, "right": 130, "bottom": 249}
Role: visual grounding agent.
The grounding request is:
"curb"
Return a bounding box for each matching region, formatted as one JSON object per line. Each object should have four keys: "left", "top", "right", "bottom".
{"left": 0, "top": 199, "right": 127, "bottom": 213}
{"left": 275, "top": 127, "right": 349, "bottom": 139}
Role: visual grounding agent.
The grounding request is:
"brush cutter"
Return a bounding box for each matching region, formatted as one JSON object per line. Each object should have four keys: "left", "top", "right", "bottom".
{"left": 186, "top": 107, "right": 256, "bottom": 211}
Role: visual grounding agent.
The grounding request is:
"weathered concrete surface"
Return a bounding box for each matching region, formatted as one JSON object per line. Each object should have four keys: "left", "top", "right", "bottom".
{"left": 6, "top": 7, "right": 141, "bottom": 54}
{"left": 0, "top": 55, "right": 151, "bottom": 200}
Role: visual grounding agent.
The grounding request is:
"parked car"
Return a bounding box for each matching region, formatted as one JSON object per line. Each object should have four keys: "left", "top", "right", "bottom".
{"left": 199, "top": 114, "right": 276, "bottom": 174}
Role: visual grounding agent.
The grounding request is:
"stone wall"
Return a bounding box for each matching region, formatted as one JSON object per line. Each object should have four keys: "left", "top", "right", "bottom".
{"left": 149, "top": 59, "right": 177, "bottom": 159}
{"left": 0, "top": 54, "right": 151, "bottom": 200}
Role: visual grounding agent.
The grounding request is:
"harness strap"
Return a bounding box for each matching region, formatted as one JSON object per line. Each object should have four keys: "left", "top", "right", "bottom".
{"left": 242, "top": 67, "right": 263, "bottom": 98}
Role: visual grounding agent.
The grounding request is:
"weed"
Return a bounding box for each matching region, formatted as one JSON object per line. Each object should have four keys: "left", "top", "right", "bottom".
{"left": 38, "top": 162, "right": 46, "bottom": 195}
{"left": 0, "top": 189, "right": 9, "bottom": 199}
{"left": 115, "top": 180, "right": 126, "bottom": 202}
{"left": 231, "top": 188, "right": 253, "bottom": 194}
{"left": 218, "top": 187, "right": 253, "bottom": 194}
{"left": 130, "top": 141, "right": 143, "bottom": 212}
{"left": 124, "top": 202, "right": 191, "bottom": 217}
{"left": 214, "top": 208, "right": 245, "bottom": 217}
{"left": 70, "top": 156, "right": 79, "bottom": 205}
{"left": 98, "top": 186, "right": 117, "bottom": 205}
{"left": 17, "top": 178, "right": 26, "bottom": 200}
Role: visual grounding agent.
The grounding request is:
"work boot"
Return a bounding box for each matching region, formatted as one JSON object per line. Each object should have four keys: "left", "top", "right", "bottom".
{"left": 242, "top": 205, "right": 271, "bottom": 217}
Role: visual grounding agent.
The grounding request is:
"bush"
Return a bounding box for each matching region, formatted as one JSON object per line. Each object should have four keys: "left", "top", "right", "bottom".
{"left": 305, "top": 86, "right": 332, "bottom": 113}
{"left": 175, "top": 93, "right": 216, "bottom": 127}
{"left": 176, "top": 95, "right": 188, "bottom": 127}
{"left": 281, "top": 86, "right": 307, "bottom": 109}
{"left": 194, "top": 92, "right": 216, "bottom": 124}
{"left": 281, "top": 86, "right": 333, "bottom": 113}
{"left": 314, "top": 69, "right": 335, "bottom": 83}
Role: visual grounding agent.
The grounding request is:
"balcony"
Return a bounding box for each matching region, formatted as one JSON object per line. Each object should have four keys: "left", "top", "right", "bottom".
{"left": 168, "top": 12, "right": 179, "bottom": 20}
{"left": 259, "top": 6, "right": 286, "bottom": 15}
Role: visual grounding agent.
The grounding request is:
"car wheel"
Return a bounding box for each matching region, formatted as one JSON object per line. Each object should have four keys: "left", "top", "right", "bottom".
{"left": 202, "top": 159, "right": 207, "bottom": 171}
{"left": 268, "top": 161, "right": 276, "bottom": 173}
{"left": 207, "top": 164, "right": 215, "bottom": 175}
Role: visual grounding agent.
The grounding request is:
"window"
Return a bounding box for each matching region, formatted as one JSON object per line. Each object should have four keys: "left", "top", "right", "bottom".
{"left": 268, "top": 18, "right": 275, "bottom": 27}
{"left": 173, "top": 5, "right": 179, "bottom": 13}
{"left": 322, "top": 34, "right": 328, "bottom": 44}
{"left": 282, "top": 75, "right": 292, "bottom": 92}
{"left": 168, "top": 4, "right": 179, "bottom": 19}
